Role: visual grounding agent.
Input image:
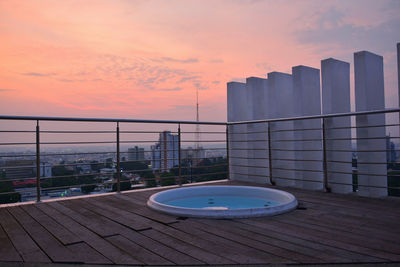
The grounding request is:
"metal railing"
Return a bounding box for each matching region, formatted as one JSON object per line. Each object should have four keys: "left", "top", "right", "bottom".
{"left": 1, "top": 107, "right": 399, "bottom": 204}
{"left": 0, "top": 116, "right": 227, "bottom": 203}
{"left": 228, "top": 108, "right": 400, "bottom": 197}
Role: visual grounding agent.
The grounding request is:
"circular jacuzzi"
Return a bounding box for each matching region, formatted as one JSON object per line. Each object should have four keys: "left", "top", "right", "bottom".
{"left": 147, "top": 185, "right": 297, "bottom": 218}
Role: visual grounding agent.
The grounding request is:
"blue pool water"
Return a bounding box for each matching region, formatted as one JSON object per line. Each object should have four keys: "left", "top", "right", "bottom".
{"left": 164, "top": 196, "right": 279, "bottom": 209}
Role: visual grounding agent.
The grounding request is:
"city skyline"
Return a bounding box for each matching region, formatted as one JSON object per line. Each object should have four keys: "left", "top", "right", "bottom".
{"left": 0, "top": 0, "right": 399, "bottom": 123}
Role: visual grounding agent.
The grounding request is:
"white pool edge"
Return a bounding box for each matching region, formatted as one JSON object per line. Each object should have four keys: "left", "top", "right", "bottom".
{"left": 147, "top": 185, "right": 298, "bottom": 219}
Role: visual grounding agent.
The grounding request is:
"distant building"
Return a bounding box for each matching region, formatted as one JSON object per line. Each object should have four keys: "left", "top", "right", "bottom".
{"left": 127, "top": 146, "right": 145, "bottom": 162}
{"left": 151, "top": 131, "right": 179, "bottom": 172}
{"left": 151, "top": 143, "right": 161, "bottom": 171}
{"left": 182, "top": 146, "right": 205, "bottom": 165}
{"left": 4, "top": 160, "right": 35, "bottom": 179}
{"left": 40, "top": 162, "right": 52, "bottom": 177}
{"left": 386, "top": 136, "right": 397, "bottom": 163}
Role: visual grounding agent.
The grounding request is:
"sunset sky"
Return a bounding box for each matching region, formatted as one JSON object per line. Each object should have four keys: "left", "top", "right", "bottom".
{"left": 1, "top": 0, "right": 399, "bottom": 122}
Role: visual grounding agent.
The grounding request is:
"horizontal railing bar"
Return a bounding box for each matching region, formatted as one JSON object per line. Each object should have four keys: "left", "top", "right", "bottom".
{"left": 41, "top": 130, "right": 116, "bottom": 134}
{"left": 327, "top": 170, "right": 400, "bottom": 177}
{"left": 1, "top": 108, "right": 398, "bottom": 127}
{"left": 170, "top": 163, "right": 228, "bottom": 170}
{"left": 121, "top": 140, "right": 226, "bottom": 143}
{"left": 228, "top": 131, "right": 268, "bottom": 135}
{"left": 271, "top": 139, "right": 322, "bottom": 142}
{"left": 272, "top": 167, "right": 323, "bottom": 173}
{"left": 273, "top": 158, "right": 322, "bottom": 162}
{"left": 230, "top": 140, "right": 268, "bottom": 142}
{"left": 0, "top": 147, "right": 227, "bottom": 157}
{"left": 180, "top": 171, "right": 227, "bottom": 178}
{"left": 0, "top": 142, "right": 35, "bottom": 146}
{"left": 231, "top": 164, "right": 268, "bottom": 169}
{"left": 230, "top": 148, "right": 268, "bottom": 151}
{"left": 0, "top": 151, "right": 116, "bottom": 157}
{"left": 326, "top": 123, "right": 400, "bottom": 130}
{"left": 327, "top": 160, "right": 390, "bottom": 165}
{"left": 0, "top": 115, "right": 226, "bottom": 125}
{"left": 0, "top": 130, "right": 36, "bottom": 133}
{"left": 230, "top": 156, "right": 269, "bottom": 160}
{"left": 180, "top": 131, "right": 225, "bottom": 134}
{"left": 270, "top": 148, "right": 322, "bottom": 152}
{"left": 326, "top": 136, "right": 400, "bottom": 141}
{"left": 270, "top": 128, "right": 322, "bottom": 133}
{"left": 0, "top": 177, "right": 37, "bottom": 183}
{"left": 272, "top": 175, "right": 324, "bottom": 184}
{"left": 229, "top": 108, "right": 400, "bottom": 125}
{"left": 40, "top": 182, "right": 116, "bottom": 192}
{"left": 327, "top": 181, "right": 400, "bottom": 190}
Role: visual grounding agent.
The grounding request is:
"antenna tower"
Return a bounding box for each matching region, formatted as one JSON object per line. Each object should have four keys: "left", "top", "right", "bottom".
{"left": 195, "top": 89, "right": 201, "bottom": 163}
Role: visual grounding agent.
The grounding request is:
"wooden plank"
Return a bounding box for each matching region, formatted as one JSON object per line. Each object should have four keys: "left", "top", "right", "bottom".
{"left": 48, "top": 200, "right": 202, "bottom": 265}
{"left": 105, "top": 235, "right": 173, "bottom": 265}
{"left": 117, "top": 227, "right": 204, "bottom": 265}
{"left": 0, "top": 222, "right": 22, "bottom": 262}
{"left": 109, "top": 194, "right": 178, "bottom": 224}
{"left": 50, "top": 200, "right": 119, "bottom": 237}
{"left": 7, "top": 206, "right": 80, "bottom": 263}
{"left": 229, "top": 219, "right": 352, "bottom": 263}
{"left": 171, "top": 220, "right": 293, "bottom": 264}
{"left": 240, "top": 217, "right": 385, "bottom": 263}
{"left": 20, "top": 204, "right": 82, "bottom": 245}
{"left": 295, "top": 194, "right": 400, "bottom": 223}
{"left": 0, "top": 208, "right": 50, "bottom": 263}
{"left": 184, "top": 219, "right": 313, "bottom": 263}
{"left": 236, "top": 218, "right": 372, "bottom": 263}
{"left": 82, "top": 197, "right": 153, "bottom": 231}
{"left": 145, "top": 222, "right": 238, "bottom": 264}
{"left": 282, "top": 185, "right": 400, "bottom": 211}
{"left": 142, "top": 228, "right": 233, "bottom": 265}
{"left": 271, "top": 214, "right": 400, "bottom": 260}
{"left": 196, "top": 218, "right": 326, "bottom": 263}
{"left": 299, "top": 200, "right": 400, "bottom": 234}
{"left": 277, "top": 208, "right": 400, "bottom": 246}
{"left": 66, "top": 242, "right": 112, "bottom": 264}
{"left": 36, "top": 203, "right": 139, "bottom": 265}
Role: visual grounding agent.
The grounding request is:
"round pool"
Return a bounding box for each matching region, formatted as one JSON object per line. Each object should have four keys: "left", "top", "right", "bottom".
{"left": 147, "top": 185, "right": 297, "bottom": 218}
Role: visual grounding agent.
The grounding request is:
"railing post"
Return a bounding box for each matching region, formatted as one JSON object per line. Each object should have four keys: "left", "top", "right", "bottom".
{"left": 36, "top": 120, "right": 41, "bottom": 202}
{"left": 226, "top": 124, "right": 230, "bottom": 180}
{"left": 116, "top": 122, "right": 120, "bottom": 193}
{"left": 268, "top": 122, "right": 275, "bottom": 185}
{"left": 322, "top": 118, "right": 330, "bottom": 192}
{"left": 178, "top": 124, "right": 182, "bottom": 186}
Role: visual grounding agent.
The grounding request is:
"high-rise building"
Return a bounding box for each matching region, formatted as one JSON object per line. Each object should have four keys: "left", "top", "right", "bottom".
{"left": 151, "top": 131, "right": 179, "bottom": 172}
{"left": 386, "top": 136, "right": 397, "bottom": 163}
{"left": 127, "top": 146, "right": 145, "bottom": 162}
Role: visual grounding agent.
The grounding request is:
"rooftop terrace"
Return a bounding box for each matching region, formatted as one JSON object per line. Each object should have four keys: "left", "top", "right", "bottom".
{"left": 1, "top": 180, "right": 399, "bottom": 266}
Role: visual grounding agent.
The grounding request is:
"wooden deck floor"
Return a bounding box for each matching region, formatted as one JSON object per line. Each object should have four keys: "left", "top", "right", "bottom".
{"left": 1, "top": 181, "right": 400, "bottom": 266}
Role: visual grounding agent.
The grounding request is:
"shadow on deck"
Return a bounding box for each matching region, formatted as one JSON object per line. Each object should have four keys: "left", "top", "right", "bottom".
{"left": 1, "top": 180, "right": 400, "bottom": 266}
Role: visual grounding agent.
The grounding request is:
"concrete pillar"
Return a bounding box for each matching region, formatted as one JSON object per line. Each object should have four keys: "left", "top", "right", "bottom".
{"left": 321, "top": 58, "right": 353, "bottom": 194}
{"left": 246, "top": 77, "right": 270, "bottom": 184}
{"left": 267, "top": 72, "right": 296, "bottom": 187}
{"left": 354, "top": 51, "right": 387, "bottom": 197}
{"left": 227, "top": 82, "right": 249, "bottom": 181}
{"left": 398, "top": 43, "right": 400, "bottom": 108}
{"left": 292, "top": 65, "right": 323, "bottom": 190}
{"left": 398, "top": 43, "right": 400, "bottom": 130}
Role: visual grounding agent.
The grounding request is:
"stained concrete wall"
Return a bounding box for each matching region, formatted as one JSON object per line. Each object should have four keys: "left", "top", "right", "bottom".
{"left": 354, "top": 51, "right": 387, "bottom": 197}
{"left": 292, "top": 65, "right": 323, "bottom": 190}
{"left": 246, "top": 77, "right": 270, "bottom": 184}
{"left": 321, "top": 58, "right": 353, "bottom": 194}
{"left": 226, "top": 46, "right": 392, "bottom": 197}
{"left": 227, "top": 82, "right": 249, "bottom": 181}
{"left": 267, "top": 72, "right": 296, "bottom": 187}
